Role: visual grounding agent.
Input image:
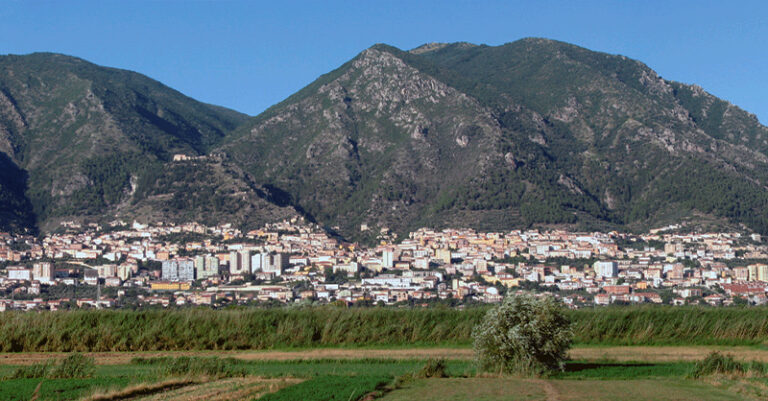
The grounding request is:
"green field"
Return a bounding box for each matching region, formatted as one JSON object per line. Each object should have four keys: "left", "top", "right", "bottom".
{"left": 379, "top": 377, "right": 752, "bottom": 401}
{"left": 1, "top": 355, "right": 768, "bottom": 400}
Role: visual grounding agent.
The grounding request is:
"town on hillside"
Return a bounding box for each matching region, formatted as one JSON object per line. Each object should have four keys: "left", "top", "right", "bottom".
{"left": 1, "top": 218, "right": 768, "bottom": 310}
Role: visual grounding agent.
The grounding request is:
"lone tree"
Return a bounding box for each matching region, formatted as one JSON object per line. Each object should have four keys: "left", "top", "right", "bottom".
{"left": 472, "top": 293, "right": 572, "bottom": 376}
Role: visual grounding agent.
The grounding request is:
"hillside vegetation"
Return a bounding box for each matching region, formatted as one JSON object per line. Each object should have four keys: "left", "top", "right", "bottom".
{"left": 0, "top": 53, "right": 253, "bottom": 232}
{"left": 223, "top": 39, "right": 768, "bottom": 239}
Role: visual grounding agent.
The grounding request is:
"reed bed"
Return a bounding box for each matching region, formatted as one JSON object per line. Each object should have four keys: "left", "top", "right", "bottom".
{"left": 2, "top": 306, "right": 768, "bottom": 352}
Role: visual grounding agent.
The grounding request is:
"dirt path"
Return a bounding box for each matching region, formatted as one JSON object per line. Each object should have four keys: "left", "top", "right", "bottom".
{"left": 79, "top": 377, "right": 300, "bottom": 401}
{"left": 130, "top": 377, "right": 300, "bottom": 401}
{"left": 530, "top": 378, "right": 560, "bottom": 401}
{"left": 2, "top": 345, "right": 767, "bottom": 366}
{"left": 0, "top": 348, "right": 474, "bottom": 365}
{"left": 568, "top": 346, "right": 768, "bottom": 362}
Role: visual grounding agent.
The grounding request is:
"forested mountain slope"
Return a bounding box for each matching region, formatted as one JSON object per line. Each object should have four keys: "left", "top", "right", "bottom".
{"left": 3, "top": 40, "right": 768, "bottom": 239}
{"left": 220, "top": 38, "right": 768, "bottom": 238}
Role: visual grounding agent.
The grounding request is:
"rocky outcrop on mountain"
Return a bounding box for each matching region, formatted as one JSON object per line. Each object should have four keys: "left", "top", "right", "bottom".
{"left": 116, "top": 157, "right": 299, "bottom": 228}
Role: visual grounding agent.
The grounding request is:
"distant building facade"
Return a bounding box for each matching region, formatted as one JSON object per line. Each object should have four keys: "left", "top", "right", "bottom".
{"left": 162, "top": 259, "right": 195, "bottom": 281}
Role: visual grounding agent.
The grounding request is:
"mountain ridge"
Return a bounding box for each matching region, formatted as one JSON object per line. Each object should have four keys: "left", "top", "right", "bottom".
{"left": 0, "top": 52, "right": 270, "bottom": 233}
{"left": 2, "top": 39, "right": 768, "bottom": 240}
{"left": 220, "top": 38, "right": 768, "bottom": 239}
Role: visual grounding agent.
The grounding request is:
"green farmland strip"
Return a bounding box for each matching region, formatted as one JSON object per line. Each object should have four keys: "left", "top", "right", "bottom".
{"left": 257, "top": 375, "right": 392, "bottom": 401}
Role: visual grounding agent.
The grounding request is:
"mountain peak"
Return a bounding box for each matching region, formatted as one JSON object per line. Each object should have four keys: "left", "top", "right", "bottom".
{"left": 409, "top": 43, "right": 450, "bottom": 54}
{"left": 220, "top": 38, "right": 768, "bottom": 239}
{"left": 0, "top": 54, "right": 249, "bottom": 232}
{"left": 3, "top": 40, "right": 768, "bottom": 239}
{"left": 0, "top": 52, "right": 100, "bottom": 71}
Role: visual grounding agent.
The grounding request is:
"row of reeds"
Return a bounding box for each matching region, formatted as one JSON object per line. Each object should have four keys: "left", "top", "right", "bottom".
{"left": 2, "top": 306, "right": 768, "bottom": 351}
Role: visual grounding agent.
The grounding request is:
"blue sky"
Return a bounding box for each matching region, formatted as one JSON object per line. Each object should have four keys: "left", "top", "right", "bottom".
{"left": 1, "top": 1, "right": 766, "bottom": 123}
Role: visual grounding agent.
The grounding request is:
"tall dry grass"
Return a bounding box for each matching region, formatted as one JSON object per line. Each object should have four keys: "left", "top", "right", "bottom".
{"left": 1, "top": 306, "right": 768, "bottom": 352}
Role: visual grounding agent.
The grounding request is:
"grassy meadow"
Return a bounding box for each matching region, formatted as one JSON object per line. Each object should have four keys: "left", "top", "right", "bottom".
{"left": 2, "top": 355, "right": 768, "bottom": 400}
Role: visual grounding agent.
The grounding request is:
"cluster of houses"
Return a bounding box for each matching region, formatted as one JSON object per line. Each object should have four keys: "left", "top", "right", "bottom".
{"left": 1, "top": 219, "right": 768, "bottom": 310}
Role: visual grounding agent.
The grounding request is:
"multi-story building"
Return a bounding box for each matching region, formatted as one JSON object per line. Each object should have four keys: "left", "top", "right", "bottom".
{"left": 193, "top": 255, "right": 219, "bottom": 279}
{"left": 204, "top": 255, "right": 220, "bottom": 278}
{"left": 229, "top": 251, "right": 252, "bottom": 275}
{"left": 178, "top": 259, "right": 195, "bottom": 281}
{"left": 733, "top": 266, "right": 749, "bottom": 281}
{"left": 240, "top": 250, "right": 251, "bottom": 274}
{"left": 97, "top": 264, "right": 117, "bottom": 278}
{"left": 8, "top": 267, "right": 31, "bottom": 281}
{"left": 593, "top": 261, "right": 618, "bottom": 278}
{"left": 435, "top": 248, "right": 451, "bottom": 265}
{"left": 756, "top": 264, "right": 768, "bottom": 282}
{"left": 32, "top": 262, "right": 54, "bottom": 284}
{"left": 162, "top": 259, "right": 195, "bottom": 281}
{"left": 117, "top": 264, "right": 133, "bottom": 281}
{"left": 261, "top": 252, "right": 289, "bottom": 276}
{"left": 162, "top": 260, "right": 179, "bottom": 281}
{"left": 382, "top": 250, "right": 394, "bottom": 269}
{"left": 748, "top": 264, "right": 760, "bottom": 281}
{"left": 251, "top": 252, "right": 266, "bottom": 272}
{"left": 84, "top": 269, "right": 99, "bottom": 285}
{"left": 194, "top": 256, "right": 206, "bottom": 277}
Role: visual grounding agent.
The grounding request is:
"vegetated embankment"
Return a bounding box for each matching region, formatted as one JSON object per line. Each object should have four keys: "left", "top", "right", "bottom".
{"left": 2, "top": 306, "right": 768, "bottom": 352}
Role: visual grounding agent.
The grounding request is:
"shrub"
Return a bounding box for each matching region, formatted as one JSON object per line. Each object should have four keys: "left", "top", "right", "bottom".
{"left": 689, "top": 352, "right": 744, "bottom": 378}
{"left": 689, "top": 351, "right": 767, "bottom": 378}
{"left": 9, "top": 361, "right": 54, "bottom": 379}
{"left": 133, "top": 356, "right": 247, "bottom": 378}
{"left": 472, "top": 294, "right": 572, "bottom": 376}
{"left": 688, "top": 351, "right": 768, "bottom": 378}
{"left": 9, "top": 353, "right": 94, "bottom": 379}
{"left": 744, "top": 360, "right": 766, "bottom": 376}
{"left": 415, "top": 358, "right": 447, "bottom": 378}
{"left": 49, "top": 353, "right": 95, "bottom": 378}
{"left": 392, "top": 373, "right": 415, "bottom": 389}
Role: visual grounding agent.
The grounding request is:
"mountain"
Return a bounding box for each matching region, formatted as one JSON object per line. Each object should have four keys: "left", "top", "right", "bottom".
{"left": 219, "top": 38, "right": 768, "bottom": 238}
{"left": 4, "top": 41, "right": 768, "bottom": 239}
{"left": 0, "top": 53, "right": 296, "bottom": 233}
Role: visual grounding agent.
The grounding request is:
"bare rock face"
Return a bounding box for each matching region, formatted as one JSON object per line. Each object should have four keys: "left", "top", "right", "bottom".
{"left": 603, "top": 188, "right": 616, "bottom": 210}
{"left": 504, "top": 152, "right": 518, "bottom": 169}
{"left": 639, "top": 68, "right": 672, "bottom": 96}
{"left": 117, "top": 159, "right": 299, "bottom": 228}
{"left": 551, "top": 97, "right": 579, "bottom": 123}
{"left": 456, "top": 135, "right": 469, "bottom": 147}
{"left": 557, "top": 174, "right": 584, "bottom": 195}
